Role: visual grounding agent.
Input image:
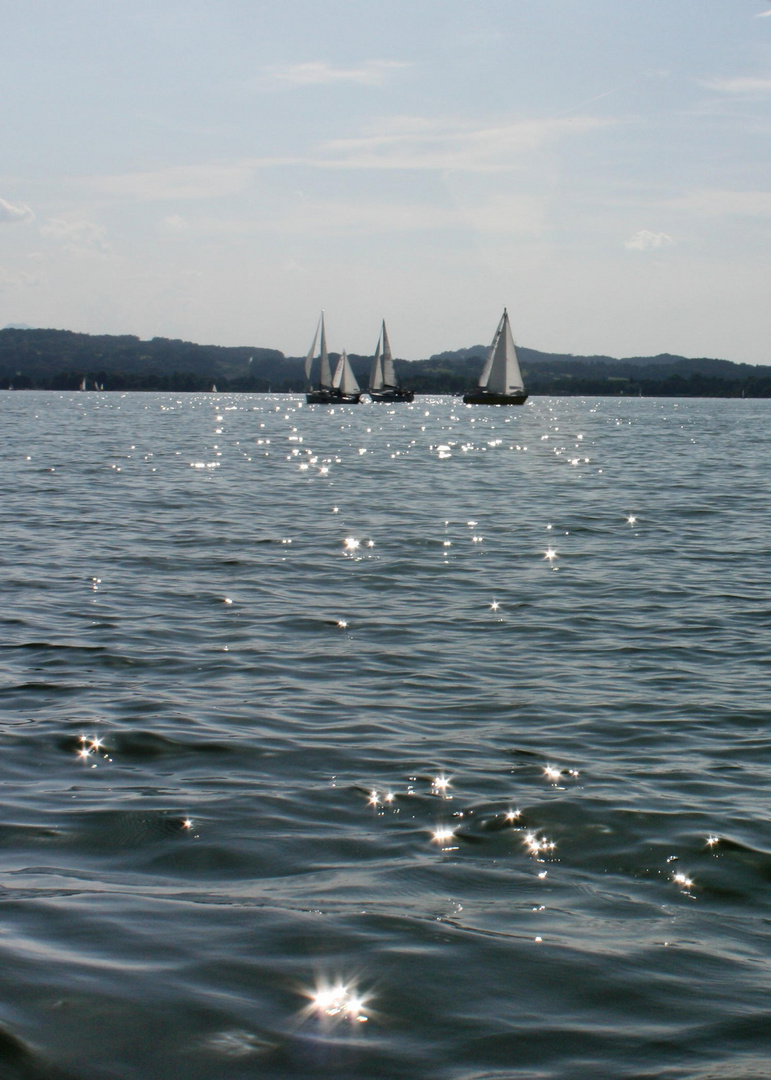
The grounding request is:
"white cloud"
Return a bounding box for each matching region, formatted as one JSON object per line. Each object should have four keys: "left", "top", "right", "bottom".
{"left": 665, "top": 189, "right": 771, "bottom": 216}
{"left": 40, "top": 218, "right": 112, "bottom": 256}
{"left": 0, "top": 197, "right": 34, "bottom": 225}
{"left": 314, "top": 114, "right": 613, "bottom": 172}
{"left": 701, "top": 76, "right": 771, "bottom": 94}
{"left": 159, "top": 214, "right": 189, "bottom": 234}
{"left": 153, "top": 193, "right": 546, "bottom": 240}
{"left": 264, "top": 59, "right": 411, "bottom": 88}
{"left": 0, "top": 266, "right": 37, "bottom": 287}
{"left": 624, "top": 230, "right": 674, "bottom": 251}
{"left": 83, "top": 163, "right": 255, "bottom": 201}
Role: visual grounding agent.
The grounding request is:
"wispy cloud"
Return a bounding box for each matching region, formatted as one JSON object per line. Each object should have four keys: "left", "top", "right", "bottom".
{"left": 313, "top": 114, "right": 613, "bottom": 172}
{"left": 624, "top": 230, "right": 674, "bottom": 251}
{"left": 0, "top": 197, "right": 34, "bottom": 225}
{"left": 700, "top": 76, "right": 771, "bottom": 95}
{"left": 0, "top": 265, "right": 37, "bottom": 287}
{"left": 41, "top": 218, "right": 113, "bottom": 256}
{"left": 263, "top": 59, "right": 411, "bottom": 88}
{"left": 157, "top": 193, "right": 546, "bottom": 240}
{"left": 665, "top": 189, "right": 771, "bottom": 216}
{"left": 80, "top": 112, "right": 614, "bottom": 208}
{"left": 84, "top": 163, "right": 256, "bottom": 201}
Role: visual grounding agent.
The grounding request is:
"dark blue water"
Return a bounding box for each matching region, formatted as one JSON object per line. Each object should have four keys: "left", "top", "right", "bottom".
{"left": 1, "top": 392, "right": 770, "bottom": 1080}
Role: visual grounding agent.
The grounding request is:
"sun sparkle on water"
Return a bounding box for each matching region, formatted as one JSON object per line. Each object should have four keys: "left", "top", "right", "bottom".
{"left": 307, "top": 982, "right": 370, "bottom": 1023}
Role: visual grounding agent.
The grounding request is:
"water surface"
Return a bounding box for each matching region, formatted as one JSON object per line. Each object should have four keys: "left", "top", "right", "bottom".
{"left": 1, "top": 392, "right": 770, "bottom": 1079}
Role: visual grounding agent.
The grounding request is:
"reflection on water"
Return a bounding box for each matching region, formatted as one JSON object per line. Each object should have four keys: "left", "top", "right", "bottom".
{"left": 1, "top": 392, "right": 771, "bottom": 1079}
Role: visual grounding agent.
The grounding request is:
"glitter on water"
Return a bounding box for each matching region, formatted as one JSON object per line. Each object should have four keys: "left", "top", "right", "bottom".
{"left": 1, "top": 392, "right": 771, "bottom": 1079}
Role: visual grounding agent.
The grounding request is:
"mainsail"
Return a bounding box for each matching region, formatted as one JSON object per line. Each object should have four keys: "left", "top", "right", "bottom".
{"left": 305, "top": 312, "right": 333, "bottom": 389}
{"left": 369, "top": 320, "right": 397, "bottom": 390}
{"left": 381, "top": 321, "right": 396, "bottom": 387}
{"left": 369, "top": 336, "right": 384, "bottom": 392}
{"left": 478, "top": 309, "right": 524, "bottom": 395}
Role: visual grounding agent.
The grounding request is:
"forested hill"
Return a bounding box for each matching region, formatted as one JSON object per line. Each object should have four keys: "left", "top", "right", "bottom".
{"left": 1, "top": 327, "right": 770, "bottom": 396}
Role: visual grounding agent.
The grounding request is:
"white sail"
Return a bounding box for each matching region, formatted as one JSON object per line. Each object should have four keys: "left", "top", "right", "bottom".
{"left": 336, "top": 350, "right": 360, "bottom": 395}
{"left": 332, "top": 352, "right": 343, "bottom": 388}
{"left": 318, "top": 312, "right": 333, "bottom": 388}
{"left": 381, "top": 321, "right": 396, "bottom": 387}
{"left": 479, "top": 309, "right": 524, "bottom": 395}
{"left": 304, "top": 315, "right": 321, "bottom": 383}
{"left": 369, "top": 334, "right": 384, "bottom": 391}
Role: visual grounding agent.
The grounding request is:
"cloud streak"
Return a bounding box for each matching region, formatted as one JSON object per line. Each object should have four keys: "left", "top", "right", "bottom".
{"left": 665, "top": 189, "right": 771, "bottom": 217}
{"left": 80, "top": 112, "right": 614, "bottom": 206}
{"left": 624, "top": 230, "right": 674, "bottom": 251}
{"left": 157, "top": 192, "right": 547, "bottom": 240}
{"left": 701, "top": 76, "right": 771, "bottom": 95}
{"left": 0, "top": 266, "right": 37, "bottom": 287}
{"left": 0, "top": 197, "right": 34, "bottom": 225}
{"left": 263, "top": 59, "right": 411, "bottom": 88}
{"left": 41, "top": 218, "right": 113, "bottom": 256}
{"left": 82, "top": 162, "right": 257, "bottom": 201}
{"left": 314, "top": 114, "right": 613, "bottom": 172}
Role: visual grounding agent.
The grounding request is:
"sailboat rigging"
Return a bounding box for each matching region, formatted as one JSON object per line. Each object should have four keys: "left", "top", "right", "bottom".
{"left": 368, "top": 320, "right": 414, "bottom": 403}
{"left": 463, "top": 309, "right": 527, "bottom": 405}
{"left": 305, "top": 312, "right": 361, "bottom": 404}
{"left": 332, "top": 349, "right": 362, "bottom": 404}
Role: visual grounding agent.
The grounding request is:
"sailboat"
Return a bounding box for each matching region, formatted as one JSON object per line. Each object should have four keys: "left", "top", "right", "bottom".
{"left": 368, "top": 321, "right": 414, "bottom": 403}
{"left": 305, "top": 312, "right": 361, "bottom": 404}
{"left": 332, "top": 349, "right": 362, "bottom": 404}
{"left": 305, "top": 312, "right": 337, "bottom": 404}
{"left": 463, "top": 309, "right": 528, "bottom": 405}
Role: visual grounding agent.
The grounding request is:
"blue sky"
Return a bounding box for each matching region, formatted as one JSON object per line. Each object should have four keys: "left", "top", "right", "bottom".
{"left": 1, "top": 0, "right": 770, "bottom": 362}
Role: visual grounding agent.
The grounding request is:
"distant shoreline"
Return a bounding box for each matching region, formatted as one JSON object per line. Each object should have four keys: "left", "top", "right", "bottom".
{"left": 2, "top": 327, "right": 770, "bottom": 397}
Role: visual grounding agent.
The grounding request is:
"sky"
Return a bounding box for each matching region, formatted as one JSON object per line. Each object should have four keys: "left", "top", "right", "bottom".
{"left": 1, "top": 0, "right": 770, "bottom": 363}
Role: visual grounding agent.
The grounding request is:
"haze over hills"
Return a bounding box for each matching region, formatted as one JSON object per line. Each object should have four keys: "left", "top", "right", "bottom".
{"left": 1, "top": 327, "right": 769, "bottom": 396}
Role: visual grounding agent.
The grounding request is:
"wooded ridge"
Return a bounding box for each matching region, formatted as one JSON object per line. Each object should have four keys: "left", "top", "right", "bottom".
{"left": 1, "top": 327, "right": 769, "bottom": 396}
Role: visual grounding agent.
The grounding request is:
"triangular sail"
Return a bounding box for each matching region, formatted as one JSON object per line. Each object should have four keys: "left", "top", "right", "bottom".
{"left": 381, "top": 321, "right": 396, "bottom": 387}
{"left": 319, "top": 312, "right": 333, "bottom": 389}
{"left": 332, "top": 353, "right": 344, "bottom": 388}
{"left": 369, "top": 334, "right": 384, "bottom": 391}
{"left": 339, "top": 350, "right": 360, "bottom": 395}
{"left": 477, "top": 314, "right": 504, "bottom": 388}
{"left": 478, "top": 309, "right": 524, "bottom": 395}
{"left": 304, "top": 315, "right": 321, "bottom": 383}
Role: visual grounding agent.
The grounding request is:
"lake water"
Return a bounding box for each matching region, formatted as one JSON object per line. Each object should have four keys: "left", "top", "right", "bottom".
{"left": 1, "top": 392, "right": 770, "bottom": 1080}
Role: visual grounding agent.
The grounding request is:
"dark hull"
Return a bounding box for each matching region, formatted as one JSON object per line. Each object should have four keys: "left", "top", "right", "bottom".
{"left": 306, "top": 389, "right": 362, "bottom": 405}
{"left": 463, "top": 391, "right": 528, "bottom": 405}
{"left": 370, "top": 387, "right": 414, "bottom": 403}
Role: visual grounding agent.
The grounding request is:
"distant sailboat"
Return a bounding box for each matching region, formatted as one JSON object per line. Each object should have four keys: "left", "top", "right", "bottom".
{"left": 463, "top": 309, "right": 527, "bottom": 405}
{"left": 79, "top": 377, "right": 87, "bottom": 391}
{"left": 368, "top": 321, "right": 414, "bottom": 403}
{"left": 332, "top": 349, "right": 362, "bottom": 404}
{"left": 305, "top": 312, "right": 360, "bottom": 404}
{"left": 211, "top": 383, "right": 217, "bottom": 393}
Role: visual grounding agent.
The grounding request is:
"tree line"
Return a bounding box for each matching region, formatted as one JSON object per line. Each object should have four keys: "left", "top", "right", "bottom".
{"left": 2, "top": 327, "right": 770, "bottom": 396}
